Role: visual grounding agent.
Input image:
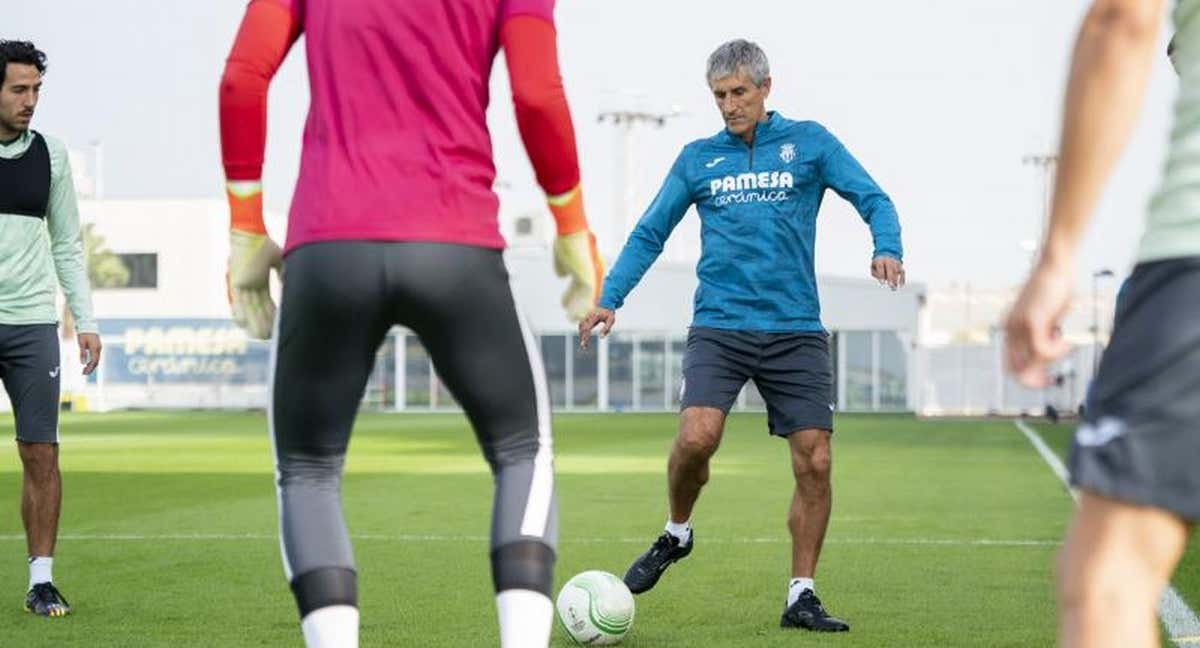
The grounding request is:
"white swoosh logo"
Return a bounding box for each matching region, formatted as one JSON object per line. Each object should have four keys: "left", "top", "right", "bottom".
{"left": 705, "top": 157, "right": 725, "bottom": 168}
{"left": 1075, "top": 417, "right": 1125, "bottom": 447}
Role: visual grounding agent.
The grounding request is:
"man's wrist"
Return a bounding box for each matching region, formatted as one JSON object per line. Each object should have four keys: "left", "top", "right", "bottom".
{"left": 1038, "top": 238, "right": 1077, "bottom": 272}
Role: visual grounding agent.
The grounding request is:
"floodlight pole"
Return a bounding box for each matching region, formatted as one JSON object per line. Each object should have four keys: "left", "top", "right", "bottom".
{"left": 597, "top": 109, "right": 682, "bottom": 256}
{"left": 1091, "top": 268, "right": 1114, "bottom": 376}
{"left": 1021, "top": 153, "right": 1058, "bottom": 257}
{"left": 90, "top": 140, "right": 104, "bottom": 200}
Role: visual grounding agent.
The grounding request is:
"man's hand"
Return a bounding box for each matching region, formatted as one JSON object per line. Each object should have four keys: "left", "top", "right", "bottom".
{"left": 228, "top": 229, "right": 282, "bottom": 340}
{"left": 1004, "top": 260, "right": 1075, "bottom": 388}
{"left": 77, "top": 333, "right": 102, "bottom": 376}
{"left": 871, "top": 256, "right": 905, "bottom": 290}
{"left": 578, "top": 307, "right": 615, "bottom": 350}
{"left": 553, "top": 229, "right": 605, "bottom": 323}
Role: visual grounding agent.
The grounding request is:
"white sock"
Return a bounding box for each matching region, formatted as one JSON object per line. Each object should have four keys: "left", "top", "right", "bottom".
{"left": 664, "top": 519, "right": 692, "bottom": 546}
{"left": 28, "top": 556, "right": 53, "bottom": 589}
{"left": 300, "top": 605, "right": 359, "bottom": 648}
{"left": 496, "top": 589, "right": 552, "bottom": 648}
{"left": 787, "top": 578, "right": 815, "bottom": 607}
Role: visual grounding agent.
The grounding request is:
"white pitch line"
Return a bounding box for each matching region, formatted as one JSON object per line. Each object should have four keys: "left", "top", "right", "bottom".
{"left": 0, "top": 532, "right": 1059, "bottom": 547}
{"left": 1015, "top": 419, "right": 1200, "bottom": 646}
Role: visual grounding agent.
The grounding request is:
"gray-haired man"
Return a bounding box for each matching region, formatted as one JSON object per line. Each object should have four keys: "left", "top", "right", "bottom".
{"left": 579, "top": 39, "right": 903, "bottom": 631}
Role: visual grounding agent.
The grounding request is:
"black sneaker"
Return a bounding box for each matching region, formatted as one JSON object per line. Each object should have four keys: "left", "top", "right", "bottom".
{"left": 623, "top": 531, "right": 693, "bottom": 594}
{"left": 780, "top": 589, "right": 848, "bottom": 632}
{"left": 25, "top": 582, "right": 70, "bottom": 617}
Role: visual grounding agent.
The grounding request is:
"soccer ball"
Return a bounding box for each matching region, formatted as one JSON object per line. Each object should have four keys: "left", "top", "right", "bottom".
{"left": 555, "top": 570, "right": 635, "bottom": 645}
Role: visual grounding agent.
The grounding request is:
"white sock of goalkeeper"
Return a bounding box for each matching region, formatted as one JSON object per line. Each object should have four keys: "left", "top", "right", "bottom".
{"left": 301, "top": 605, "right": 359, "bottom": 648}
{"left": 28, "top": 556, "right": 52, "bottom": 589}
{"left": 497, "top": 589, "right": 552, "bottom": 648}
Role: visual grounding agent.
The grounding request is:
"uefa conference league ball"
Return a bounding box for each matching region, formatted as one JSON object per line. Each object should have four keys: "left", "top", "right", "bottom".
{"left": 555, "top": 570, "right": 635, "bottom": 645}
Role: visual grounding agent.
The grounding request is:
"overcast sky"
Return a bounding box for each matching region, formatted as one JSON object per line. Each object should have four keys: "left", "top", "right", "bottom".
{"left": 9, "top": 0, "right": 1181, "bottom": 290}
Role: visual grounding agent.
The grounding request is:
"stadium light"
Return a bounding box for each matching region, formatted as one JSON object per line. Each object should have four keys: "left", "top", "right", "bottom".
{"left": 1021, "top": 153, "right": 1058, "bottom": 259}
{"left": 1091, "top": 268, "right": 1115, "bottom": 375}
{"left": 598, "top": 107, "right": 684, "bottom": 256}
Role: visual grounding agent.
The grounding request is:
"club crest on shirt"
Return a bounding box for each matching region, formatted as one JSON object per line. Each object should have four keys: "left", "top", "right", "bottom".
{"left": 780, "top": 143, "right": 796, "bottom": 163}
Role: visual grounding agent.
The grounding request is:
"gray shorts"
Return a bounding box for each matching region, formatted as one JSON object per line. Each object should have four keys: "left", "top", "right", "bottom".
{"left": 681, "top": 326, "right": 834, "bottom": 437}
{"left": 1072, "top": 257, "right": 1200, "bottom": 521}
{"left": 0, "top": 324, "right": 61, "bottom": 444}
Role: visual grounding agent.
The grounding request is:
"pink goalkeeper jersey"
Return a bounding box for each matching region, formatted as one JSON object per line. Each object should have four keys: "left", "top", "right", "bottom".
{"left": 278, "top": 0, "right": 554, "bottom": 253}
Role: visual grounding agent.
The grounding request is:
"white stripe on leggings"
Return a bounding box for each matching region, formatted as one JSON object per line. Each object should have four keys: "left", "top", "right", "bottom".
{"left": 507, "top": 279, "right": 554, "bottom": 539}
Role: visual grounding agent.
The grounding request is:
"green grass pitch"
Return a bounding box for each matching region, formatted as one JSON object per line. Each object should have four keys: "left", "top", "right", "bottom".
{"left": 0, "top": 412, "right": 1192, "bottom": 646}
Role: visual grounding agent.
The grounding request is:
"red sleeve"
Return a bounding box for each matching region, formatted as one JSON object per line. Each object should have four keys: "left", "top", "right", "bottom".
{"left": 501, "top": 14, "right": 581, "bottom": 200}
{"left": 219, "top": 0, "right": 302, "bottom": 181}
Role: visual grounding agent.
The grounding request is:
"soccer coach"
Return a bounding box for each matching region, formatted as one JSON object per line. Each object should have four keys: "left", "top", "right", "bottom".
{"left": 579, "top": 38, "right": 903, "bottom": 632}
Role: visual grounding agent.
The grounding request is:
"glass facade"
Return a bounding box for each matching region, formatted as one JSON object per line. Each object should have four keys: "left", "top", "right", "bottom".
{"left": 637, "top": 338, "right": 666, "bottom": 411}
{"left": 878, "top": 332, "right": 908, "bottom": 410}
{"left": 541, "top": 335, "right": 567, "bottom": 408}
{"left": 608, "top": 337, "right": 634, "bottom": 410}
{"left": 571, "top": 335, "right": 599, "bottom": 408}
{"left": 388, "top": 328, "right": 911, "bottom": 413}
{"left": 843, "top": 331, "right": 873, "bottom": 410}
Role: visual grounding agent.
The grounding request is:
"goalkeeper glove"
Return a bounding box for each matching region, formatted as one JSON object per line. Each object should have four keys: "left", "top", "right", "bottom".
{"left": 548, "top": 186, "right": 604, "bottom": 322}
{"left": 226, "top": 181, "right": 282, "bottom": 339}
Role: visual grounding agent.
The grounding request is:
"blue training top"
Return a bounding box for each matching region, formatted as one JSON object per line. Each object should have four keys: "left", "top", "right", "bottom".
{"left": 598, "top": 111, "right": 903, "bottom": 332}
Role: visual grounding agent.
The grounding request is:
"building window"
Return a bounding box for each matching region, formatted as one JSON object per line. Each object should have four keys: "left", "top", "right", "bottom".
{"left": 572, "top": 334, "right": 598, "bottom": 408}
{"left": 844, "top": 331, "right": 873, "bottom": 410}
{"left": 115, "top": 253, "right": 158, "bottom": 288}
{"left": 405, "top": 334, "right": 431, "bottom": 408}
{"left": 879, "top": 332, "right": 908, "bottom": 410}
{"left": 637, "top": 338, "right": 665, "bottom": 410}
{"left": 608, "top": 337, "right": 634, "bottom": 410}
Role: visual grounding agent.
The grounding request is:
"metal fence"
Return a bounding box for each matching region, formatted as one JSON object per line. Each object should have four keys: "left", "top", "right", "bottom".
{"left": 3, "top": 324, "right": 1089, "bottom": 416}
{"left": 14, "top": 326, "right": 914, "bottom": 414}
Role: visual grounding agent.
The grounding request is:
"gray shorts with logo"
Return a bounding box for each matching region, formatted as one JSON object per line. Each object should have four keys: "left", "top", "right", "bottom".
{"left": 681, "top": 326, "right": 834, "bottom": 437}
{"left": 0, "top": 324, "right": 61, "bottom": 444}
{"left": 1072, "top": 257, "right": 1200, "bottom": 521}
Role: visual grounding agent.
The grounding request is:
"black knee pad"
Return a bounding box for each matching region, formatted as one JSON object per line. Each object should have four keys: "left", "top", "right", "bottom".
{"left": 291, "top": 567, "right": 357, "bottom": 618}
{"left": 491, "top": 540, "right": 555, "bottom": 597}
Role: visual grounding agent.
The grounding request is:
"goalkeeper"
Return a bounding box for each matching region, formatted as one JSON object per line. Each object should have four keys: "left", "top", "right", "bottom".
{"left": 218, "top": 1, "right": 603, "bottom": 646}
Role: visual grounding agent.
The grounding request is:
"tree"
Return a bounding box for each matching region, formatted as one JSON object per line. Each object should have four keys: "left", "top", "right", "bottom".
{"left": 61, "top": 223, "right": 128, "bottom": 337}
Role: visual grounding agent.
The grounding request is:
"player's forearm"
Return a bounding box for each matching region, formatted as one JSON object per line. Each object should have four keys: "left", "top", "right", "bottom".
{"left": 55, "top": 259, "right": 97, "bottom": 334}
{"left": 598, "top": 235, "right": 661, "bottom": 311}
{"left": 1042, "top": 0, "right": 1162, "bottom": 267}
{"left": 219, "top": 0, "right": 298, "bottom": 215}
{"left": 501, "top": 15, "right": 587, "bottom": 235}
{"left": 866, "top": 201, "right": 903, "bottom": 260}
{"left": 821, "top": 137, "right": 902, "bottom": 259}
{"left": 599, "top": 219, "right": 677, "bottom": 310}
{"left": 46, "top": 176, "right": 97, "bottom": 333}
{"left": 600, "top": 173, "right": 693, "bottom": 309}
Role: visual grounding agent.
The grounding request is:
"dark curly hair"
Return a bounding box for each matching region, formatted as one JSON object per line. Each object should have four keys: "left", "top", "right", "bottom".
{"left": 0, "top": 40, "right": 47, "bottom": 86}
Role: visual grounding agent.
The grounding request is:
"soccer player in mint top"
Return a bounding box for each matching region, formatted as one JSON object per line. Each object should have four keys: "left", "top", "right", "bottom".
{"left": 219, "top": 1, "right": 603, "bottom": 646}
{"left": 1007, "top": 1, "right": 1198, "bottom": 646}
{"left": 0, "top": 40, "right": 102, "bottom": 618}
{"left": 579, "top": 39, "right": 904, "bottom": 632}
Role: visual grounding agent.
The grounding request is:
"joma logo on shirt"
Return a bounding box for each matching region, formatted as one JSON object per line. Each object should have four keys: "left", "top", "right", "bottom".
{"left": 709, "top": 171, "right": 794, "bottom": 196}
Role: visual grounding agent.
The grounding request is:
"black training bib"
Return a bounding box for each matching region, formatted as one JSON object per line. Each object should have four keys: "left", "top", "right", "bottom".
{"left": 0, "top": 131, "right": 51, "bottom": 218}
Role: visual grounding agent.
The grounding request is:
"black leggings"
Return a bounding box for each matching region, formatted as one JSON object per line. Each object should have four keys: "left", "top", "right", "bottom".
{"left": 270, "top": 241, "right": 557, "bottom": 617}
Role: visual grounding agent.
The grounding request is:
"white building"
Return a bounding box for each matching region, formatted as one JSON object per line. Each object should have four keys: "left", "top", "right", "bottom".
{"left": 12, "top": 198, "right": 926, "bottom": 413}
